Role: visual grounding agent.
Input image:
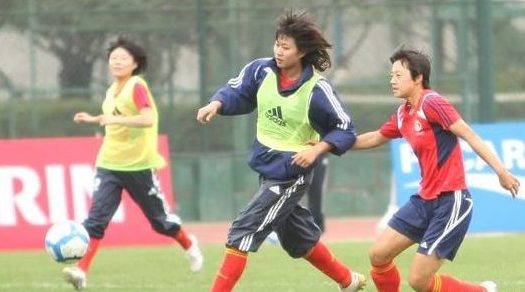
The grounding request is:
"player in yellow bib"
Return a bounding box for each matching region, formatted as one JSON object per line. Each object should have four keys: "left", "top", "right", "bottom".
{"left": 62, "top": 36, "right": 203, "bottom": 290}
{"left": 96, "top": 74, "right": 164, "bottom": 170}
{"left": 197, "top": 10, "right": 365, "bottom": 292}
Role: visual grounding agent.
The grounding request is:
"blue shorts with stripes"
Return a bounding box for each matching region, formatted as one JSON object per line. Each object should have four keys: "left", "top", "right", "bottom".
{"left": 388, "top": 190, "right": 473, "bottom": 261}
{"left": 83, "top": 168, "right": 182, "bottom": 239}
{"left": 226, "top": 174, "right": 322, "bottom": 258}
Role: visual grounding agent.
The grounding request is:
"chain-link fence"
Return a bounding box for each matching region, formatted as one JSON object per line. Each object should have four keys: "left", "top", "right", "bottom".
{"left": 1, "top": 0, "right": 524, "bottom": 220}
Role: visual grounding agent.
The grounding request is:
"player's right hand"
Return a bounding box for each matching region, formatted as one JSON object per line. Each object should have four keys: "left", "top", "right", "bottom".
{"left": 196, "top": 101, "right": 222, "bottom": 124}
{"left": 73, "top": 112, "right": 100, "bottom": 124}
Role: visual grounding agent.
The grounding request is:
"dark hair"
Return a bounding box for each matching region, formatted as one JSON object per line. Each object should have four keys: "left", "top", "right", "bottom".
{"left": 390, "top": 48, "right": 431, "bottom": 89}
{"left": 276, "top": 10, "right": 332, "bottom": 72}
{"left": 107, "top": 35, "right": 147, "bottom": 75}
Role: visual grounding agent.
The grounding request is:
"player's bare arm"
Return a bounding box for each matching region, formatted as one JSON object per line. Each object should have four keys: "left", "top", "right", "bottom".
{"left": 99, "top": 107, "right": 154, "bottom": 127}
{"left": 196, "top": 100, "right": 222, "bottom": 124}
{"left": 352, "top": 130, "right": 390, "bottom": 150}
{"left": 73, "top": 112, "right": 101, "bottom": 124}
{"left": 291, "top": 141, "right": 332, "bottom": 168}
{"left": 449, "top": 118, "right": 521, "bottom": 197}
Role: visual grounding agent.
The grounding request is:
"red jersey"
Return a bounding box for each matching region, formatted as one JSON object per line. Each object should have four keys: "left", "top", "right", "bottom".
{"left": 380, "top": 90, "right": 466, "bottom": 200}
{"left": 278, "top": 70, "right": 298, "bottom": 90}
{"left": 133, "top": 83, "right": 151, "bottom": 110}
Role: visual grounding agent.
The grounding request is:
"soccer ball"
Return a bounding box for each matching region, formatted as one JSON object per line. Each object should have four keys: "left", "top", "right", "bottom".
{"left": 265, "top": 231, "right": 280, "bottom": 245}
{"left": 44, "top": 220, "right": 90, "bottom": 263}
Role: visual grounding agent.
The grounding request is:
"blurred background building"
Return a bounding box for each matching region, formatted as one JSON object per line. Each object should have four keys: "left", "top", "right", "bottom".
{"left": 1, "top": 0, "right": 524, "bottom": 221}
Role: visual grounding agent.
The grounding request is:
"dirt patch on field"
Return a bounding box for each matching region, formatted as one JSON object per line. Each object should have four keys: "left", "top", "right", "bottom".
{"left": 185, "top": 217, "right": 380, "bottom": 244}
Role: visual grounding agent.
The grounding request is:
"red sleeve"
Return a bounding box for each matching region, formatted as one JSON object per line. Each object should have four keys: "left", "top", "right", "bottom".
{"left": 133, "top": 83, "right": 151, "bottom": 110}
{"left": 379, "top": 112, "right": 402, "bottom": 138}
{"left": 423, "top": 96, "right": 460, "bottom": 129}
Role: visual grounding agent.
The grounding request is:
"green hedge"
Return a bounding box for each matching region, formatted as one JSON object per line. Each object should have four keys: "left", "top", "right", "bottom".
{"left": 1, "top": 98, "right": 523, "bottom": 153}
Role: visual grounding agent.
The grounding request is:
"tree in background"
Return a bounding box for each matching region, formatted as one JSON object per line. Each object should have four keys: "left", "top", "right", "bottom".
{"left": 0, "top": 0, "right": 18, "bottom": 94}
{"left": 4, "top": 0, "right": 197, "bottom": 99}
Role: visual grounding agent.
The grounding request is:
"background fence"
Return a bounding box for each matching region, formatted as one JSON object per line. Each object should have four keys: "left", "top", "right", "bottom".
{"left": 1, "top": 0, "right": 524, "bottom": 221}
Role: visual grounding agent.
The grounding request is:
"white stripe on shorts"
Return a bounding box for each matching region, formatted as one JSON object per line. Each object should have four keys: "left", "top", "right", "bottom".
{"left": 428, "top": 190, "right": 473, "bottom": 255}
{"left": 237, "top": 175, "right": 304, "bottom": 252}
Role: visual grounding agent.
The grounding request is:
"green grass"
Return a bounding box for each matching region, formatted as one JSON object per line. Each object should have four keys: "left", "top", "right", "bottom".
{"left": 1, "top": 234, "right": 524, "bottom": 291}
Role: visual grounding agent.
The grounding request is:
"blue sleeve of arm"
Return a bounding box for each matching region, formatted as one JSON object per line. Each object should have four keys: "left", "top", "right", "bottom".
{"left": 309, "top": 80, "right": 357, "bottom": 155}
{"left": 210, "top": 59, "right": 264, "bottom": 115}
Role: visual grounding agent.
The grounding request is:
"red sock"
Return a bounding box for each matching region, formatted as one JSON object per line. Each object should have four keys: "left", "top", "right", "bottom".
{"left": 304, "top": 241, "right": 352, "bottom": 287}
{"left": 427, "top": 274, "right": 485, "bottom": 292}
{"left": 173, "top": 228, "right": 192, "bottom": 250}
{"left": 210, "top": 248, "right": 248, "bottom": 292}
{"left": 77, "top": 237, "right": 101, "bottom": 273}
{"left": 370, "top": 261, "right": 401, "bottom": 292}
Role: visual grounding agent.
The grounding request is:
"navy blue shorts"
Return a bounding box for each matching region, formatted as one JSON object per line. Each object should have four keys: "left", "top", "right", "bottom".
{"left": 226, "top": 174, "right": 321, "bottom": 258}
{"left": 83, "top": 168, "right": 182, "bottom": 239}
{"left": 388, "top": 190, "right": 473, "bottom": 260}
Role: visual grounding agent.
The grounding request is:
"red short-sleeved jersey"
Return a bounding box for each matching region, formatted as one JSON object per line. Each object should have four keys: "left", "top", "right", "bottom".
{"left": 133, "top": 83, "right": 150, "bottom": 110}
{"left": 380, "top": 90, "right": 466, "bottom": 200}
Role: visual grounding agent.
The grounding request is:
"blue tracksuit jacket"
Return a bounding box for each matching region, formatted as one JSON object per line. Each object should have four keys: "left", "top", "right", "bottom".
{"left": 210, "top": 58, "right": 357, "bottom": 180}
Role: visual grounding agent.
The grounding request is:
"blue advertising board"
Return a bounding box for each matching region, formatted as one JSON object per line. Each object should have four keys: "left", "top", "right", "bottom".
{"left": 391, "top": 122, "right": 525, "bottom": 233}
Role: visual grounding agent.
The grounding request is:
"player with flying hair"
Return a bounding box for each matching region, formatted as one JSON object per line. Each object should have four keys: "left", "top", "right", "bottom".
{"left": 63, "top": 35, "right": 203, "bottom": 290}
{"left": 197, "top": 10, "right": 366, "bottom": 292}
{"left": 351, "top": 48, "right": 521, "bottom": 292}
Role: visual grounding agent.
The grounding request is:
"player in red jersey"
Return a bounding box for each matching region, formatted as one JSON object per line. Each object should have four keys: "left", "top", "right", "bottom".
{"left": 352, "top": 48, "right": 520, "bottom": 292}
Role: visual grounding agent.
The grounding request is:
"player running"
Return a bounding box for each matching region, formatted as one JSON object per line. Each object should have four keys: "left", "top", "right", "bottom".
{"left": 197, "top": 10, "right": 366, "bottom": 292}
{"left": 352, "top": 48, "right": 520, "bottom": 292}
{"left": 63, "top": 36, "right": 203, "bottom": 290}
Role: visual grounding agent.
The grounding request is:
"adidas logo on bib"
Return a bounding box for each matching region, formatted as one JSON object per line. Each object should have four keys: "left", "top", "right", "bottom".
{"left": 265, "top": 106, "right": 287, "bottom": 126}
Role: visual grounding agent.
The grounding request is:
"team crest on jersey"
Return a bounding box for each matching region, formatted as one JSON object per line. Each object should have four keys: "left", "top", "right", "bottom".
{"left": 414, "top": 120, "right": 422, "bottom": 132}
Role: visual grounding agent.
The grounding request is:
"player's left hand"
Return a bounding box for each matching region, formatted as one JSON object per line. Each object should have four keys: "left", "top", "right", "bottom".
{"left": 498, "top": 170, "right": 520, "bottom": 198}
{"left": 292, "top": 141, "right": 332, "bottom": 168}
{"left": 291, "top": 147, "right": 321, "bottom": 168}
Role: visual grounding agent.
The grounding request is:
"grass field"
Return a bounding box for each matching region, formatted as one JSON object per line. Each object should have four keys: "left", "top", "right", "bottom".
{"left": 1, "top": 234, "right": 524, "bottom": 291}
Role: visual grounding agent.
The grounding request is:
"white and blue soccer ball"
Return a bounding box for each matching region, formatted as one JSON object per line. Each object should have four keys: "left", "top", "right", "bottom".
{"left": 44, "top": 220, "right": 90, "bottom": 263}
{"left": 265, "top": 231, "right": 280, "bottom": 246}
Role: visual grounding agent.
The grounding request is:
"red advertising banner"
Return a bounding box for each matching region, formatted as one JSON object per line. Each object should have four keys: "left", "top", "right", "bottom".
{"left": 0, "top": 136, "right": 175, "bottom": 250}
